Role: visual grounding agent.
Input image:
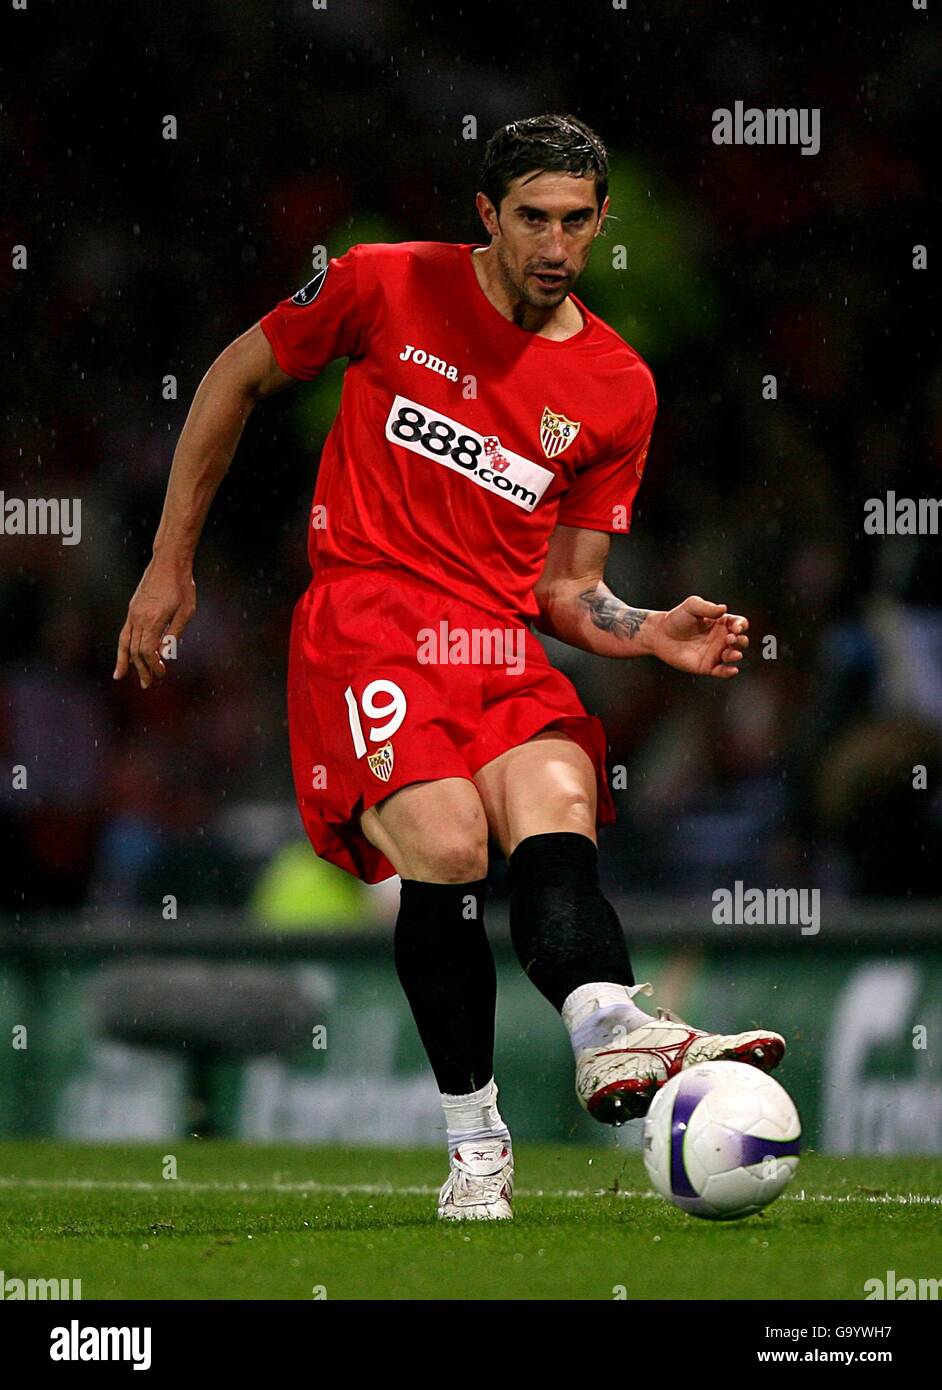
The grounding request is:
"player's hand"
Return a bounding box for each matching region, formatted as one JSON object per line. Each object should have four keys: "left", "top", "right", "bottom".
{"left": 652, "top": 596, "right": 749, "bottom": 679}
{"left": 113, "top": 558, "right": 196, "bottom": 689}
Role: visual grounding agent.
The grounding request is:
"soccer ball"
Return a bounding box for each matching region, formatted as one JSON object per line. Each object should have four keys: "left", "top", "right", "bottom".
{"left": 642, "top": 1061, "right": 801, "bottom": 1220}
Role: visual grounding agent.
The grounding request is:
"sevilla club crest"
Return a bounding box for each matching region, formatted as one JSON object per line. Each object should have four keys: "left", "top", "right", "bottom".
{"left": 367, "top": 741, "right": 395, "bottom": 783}
{"left": 539, "top": 406, "right": 581, "bottom": 459}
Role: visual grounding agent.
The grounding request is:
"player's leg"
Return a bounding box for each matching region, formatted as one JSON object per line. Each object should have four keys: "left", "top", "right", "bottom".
{"left": 287, "top": 572, "right": 514, "bottom": 1218}
{"left": 473, "top": 731, "right": 658, "bottom": 1117}
{"left": 475, "top": 729, "right": 784, "bottom": 1123}
{"left": 361, "top": 778, "right": 513, "bottom": 1219}
{"left": 473, "top": 730, "right": 642, "bottom": 1014}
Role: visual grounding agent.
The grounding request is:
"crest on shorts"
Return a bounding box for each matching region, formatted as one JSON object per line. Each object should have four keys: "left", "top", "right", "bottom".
{"left": 539, "top": 406, "right": 581, "bottom": 459}
{"left": 367, "top": 741, "right": 394, "bottom": 783}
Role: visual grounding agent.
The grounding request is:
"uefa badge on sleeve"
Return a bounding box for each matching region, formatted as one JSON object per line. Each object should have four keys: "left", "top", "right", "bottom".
{"left": 539, "top": 406, "right": 581, "bottom": 459}
{"left": 367, "top": 742, "right": 395, "bottom": 782}
{"left": 291, "top": 267, "right": 328, "bottom": 306}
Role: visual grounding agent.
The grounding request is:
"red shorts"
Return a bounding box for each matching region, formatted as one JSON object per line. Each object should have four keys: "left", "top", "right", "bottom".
{"left": 286, "top": 569, "right": 616, "bottom": 882}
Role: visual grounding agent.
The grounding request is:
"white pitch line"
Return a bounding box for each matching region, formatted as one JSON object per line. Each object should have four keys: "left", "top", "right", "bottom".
{"left": 0, "top": 1177, "right": 939, "bottom": 1205}
{"left": 0, "top": 1177, "right": 440, "bottom": 1197}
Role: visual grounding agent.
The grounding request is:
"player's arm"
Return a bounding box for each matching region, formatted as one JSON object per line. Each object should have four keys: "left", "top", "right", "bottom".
{"left": 114, "top": 324, "right": 296, "bottom": 689}
{"left": 533, "top": 523, "right": 749, "bottom": 678}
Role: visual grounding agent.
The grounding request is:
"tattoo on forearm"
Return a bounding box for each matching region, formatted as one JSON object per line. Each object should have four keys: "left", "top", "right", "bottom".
{"left": 579, "top": 588, "right": 651, "bottom": 640}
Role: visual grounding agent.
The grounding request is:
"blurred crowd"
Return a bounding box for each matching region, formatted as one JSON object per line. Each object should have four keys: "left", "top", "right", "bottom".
{"left": 1, "top": 1, "right": 939, "bottom": 919}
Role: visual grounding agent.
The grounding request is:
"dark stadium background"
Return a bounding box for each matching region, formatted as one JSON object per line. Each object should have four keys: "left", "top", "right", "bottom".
{"left": 0, "top": 1, "right": 938, "bottom": 1149}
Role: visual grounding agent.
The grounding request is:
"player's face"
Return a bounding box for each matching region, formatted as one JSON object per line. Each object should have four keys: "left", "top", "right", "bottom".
{"left": 489, "top": 171, "right": 607, "bottom": 309}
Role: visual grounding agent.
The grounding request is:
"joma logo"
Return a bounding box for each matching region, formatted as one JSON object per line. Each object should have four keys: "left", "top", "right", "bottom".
{"left": 399, "top": 343, "right": 459, "bottom": 382}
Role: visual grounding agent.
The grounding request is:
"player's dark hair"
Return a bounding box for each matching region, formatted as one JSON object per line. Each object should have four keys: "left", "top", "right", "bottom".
{"left": 480, "top": 114, "right": 608, "bottom": 216}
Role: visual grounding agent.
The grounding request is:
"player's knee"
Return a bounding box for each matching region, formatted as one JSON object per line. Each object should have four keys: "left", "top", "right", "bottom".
{"left": 568, "top": 785, "right": 596, "bottom": 828}
{"left": 545, "top": 783, "right": 596, "bottom": 839}
{"left": 406, "top": 794, "right": 489, "bottom": 880}
{"left": 413, "top": 832, "right": 489, "bottom": 884}
{"left": 362, "top": 778, "right": 489, "bottom": 882}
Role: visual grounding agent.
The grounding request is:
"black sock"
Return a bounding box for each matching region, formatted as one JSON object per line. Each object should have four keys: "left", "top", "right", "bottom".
{"left": 394, "top": 878, "right": 495, "bottom": 1095}
{"left": 507, "top": 832, "right": 634, "bottom": 1012}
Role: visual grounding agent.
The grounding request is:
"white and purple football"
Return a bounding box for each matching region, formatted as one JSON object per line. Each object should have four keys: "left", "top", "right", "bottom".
{"left": 643, "top": 1061, "right": 801, "bottom": 1220}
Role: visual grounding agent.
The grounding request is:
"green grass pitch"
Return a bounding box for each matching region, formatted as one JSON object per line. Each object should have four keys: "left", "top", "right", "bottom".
{"left": 0, "top": 1142, "right": 939, "bottom": 1300}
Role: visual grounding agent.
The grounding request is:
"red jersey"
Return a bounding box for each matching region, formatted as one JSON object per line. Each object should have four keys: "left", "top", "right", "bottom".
{"left": 259, "top": 241, "right": 656, "bottom": 623}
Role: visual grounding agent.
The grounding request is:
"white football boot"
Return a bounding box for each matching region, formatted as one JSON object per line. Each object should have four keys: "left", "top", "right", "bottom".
{"left": 575, "top": 985, "right": 786, "bottom": 1125}
{"left": 437, "top": 1138, "right": 514, "bottom": 1221}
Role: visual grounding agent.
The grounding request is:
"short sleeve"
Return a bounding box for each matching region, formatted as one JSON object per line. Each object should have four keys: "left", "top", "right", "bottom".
{"left": 259, "top": 245, "right": 371, "bottom": 381}
{"left": 556, "top": 382, "right": 657, "bottom": 533}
